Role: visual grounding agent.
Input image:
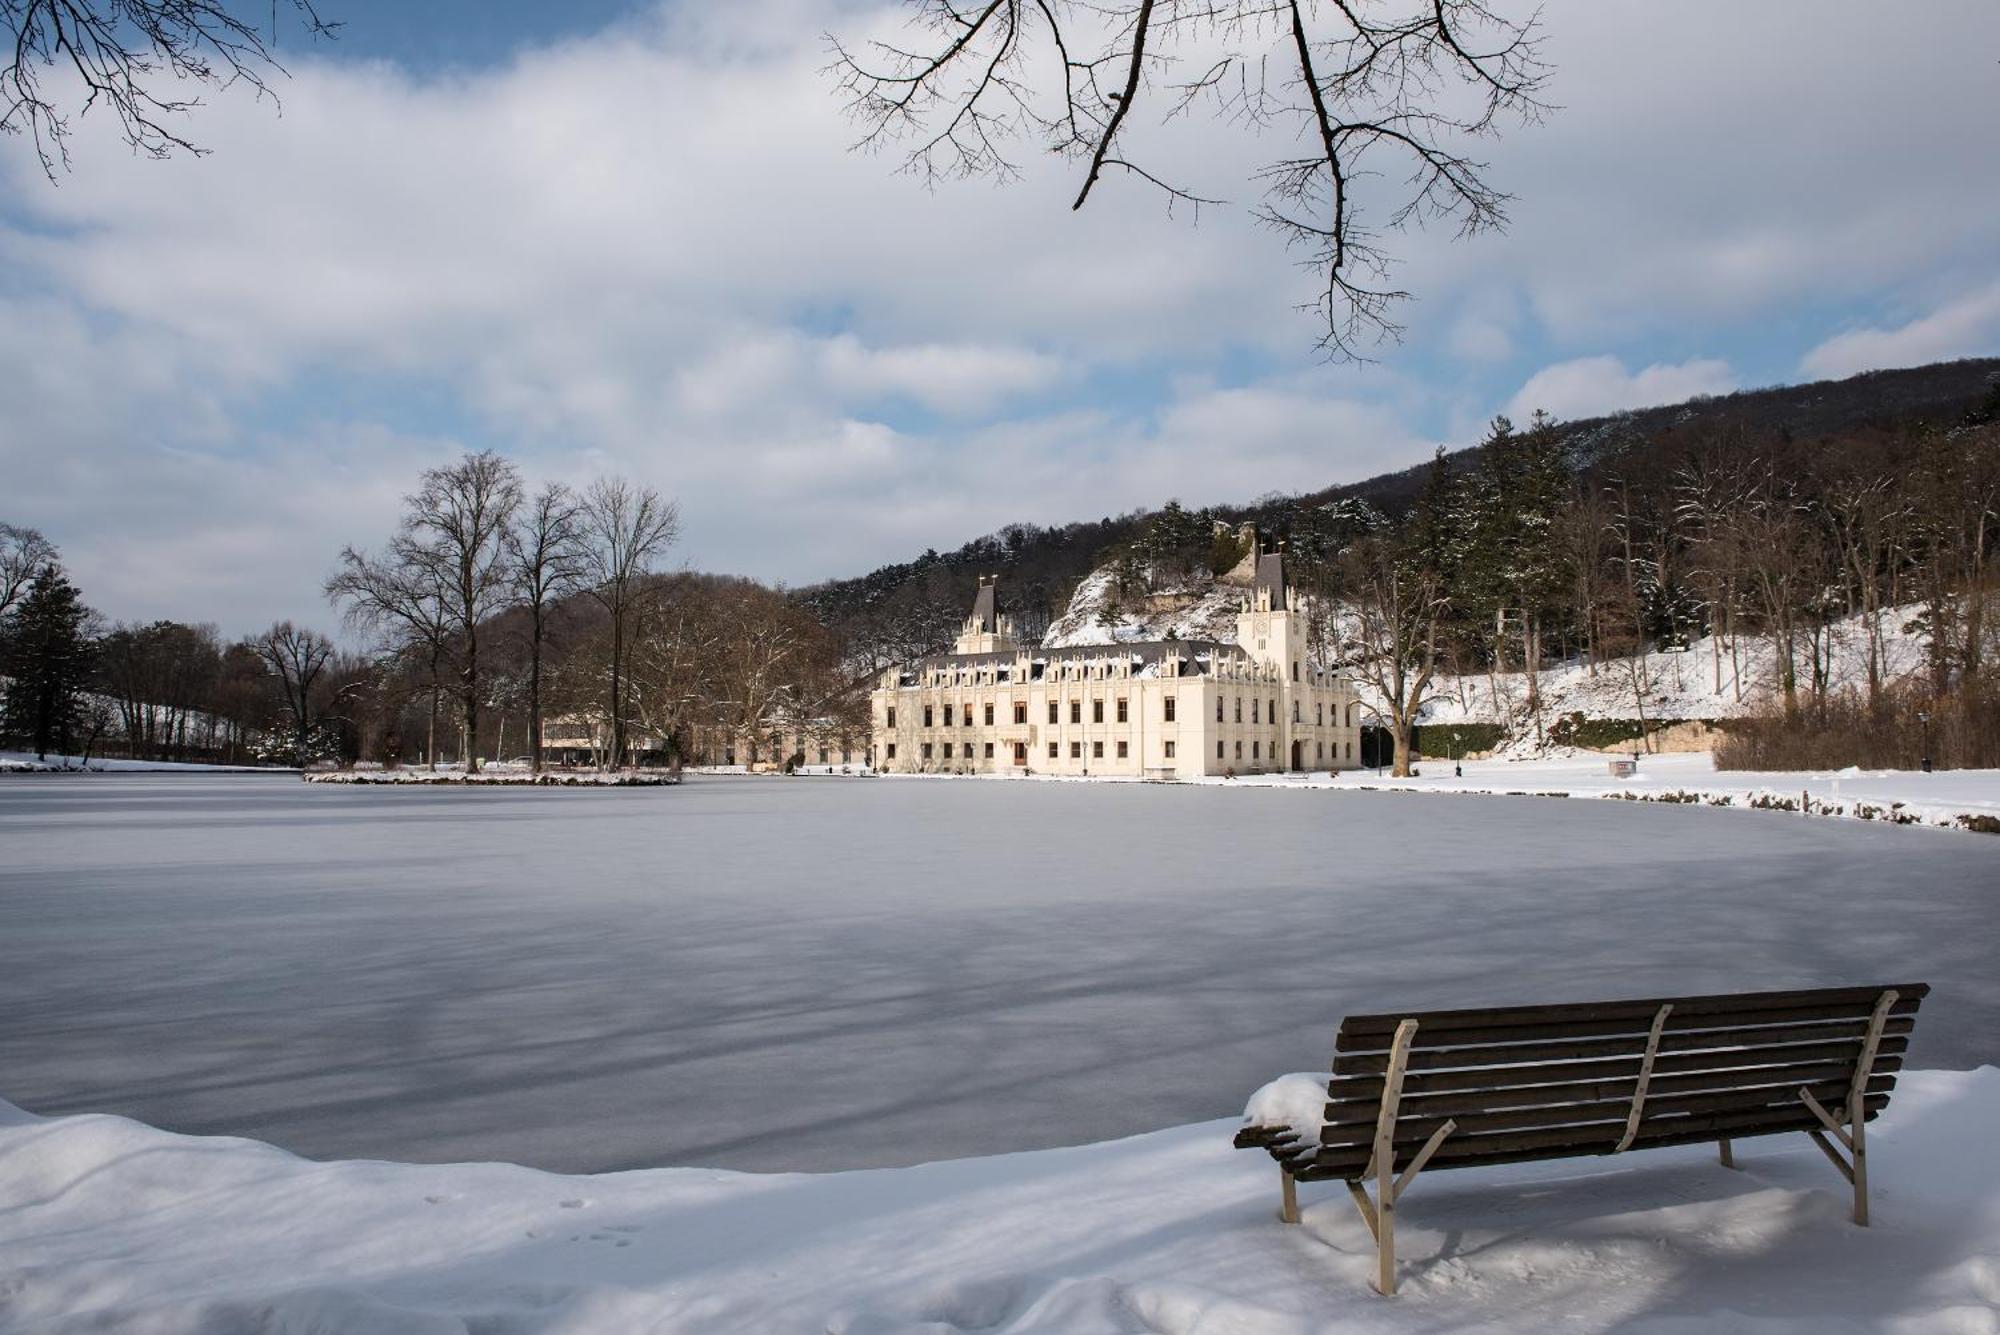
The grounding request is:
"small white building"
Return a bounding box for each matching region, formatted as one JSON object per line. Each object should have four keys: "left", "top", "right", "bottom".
{"left": 870, "top": 541, "right": 1363, "bottom": 778}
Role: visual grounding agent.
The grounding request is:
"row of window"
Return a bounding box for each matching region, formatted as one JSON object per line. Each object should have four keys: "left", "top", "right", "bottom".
{"left": 890, "top": 738, "right": 1170, "bottom": 764}
{"left": 890, "top": 695, "right": 1357, "bottom": 731}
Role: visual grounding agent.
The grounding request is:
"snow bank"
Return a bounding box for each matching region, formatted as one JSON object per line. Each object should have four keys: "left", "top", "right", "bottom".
{"left": 1199, "top": 751, "right": 2000, "bottom": 835}
{"left": 0, "top": 750, "right": 284, "bottom": 773}
{"left": 3, "top": 1070, "right": 1997, "bottom": 1332}
{"left": 304, "top": 769, "right": 678, "bottom": 786}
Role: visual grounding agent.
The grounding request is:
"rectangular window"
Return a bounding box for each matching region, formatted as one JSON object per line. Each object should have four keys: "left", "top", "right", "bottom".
{"left": 1293, "top": 701, "right": 1300, "bottom": 723}
{"left": 1116, "top": 697, "right": 1128, "bottom": 723}
{"left": 818, "top": 748, "right": 828, "bottom": 764}
{"left": 1092, "top": 741, "right": 1104, "bottom": 759}
{"left": 1317, "top": 703, "right": 1323, "bottom": 726}
{"left": 1252, "top": 741, "right": 1260, "bottom": 759}
{"left": 922, "top": 743, "right": 933, "bottom": 760}
{"left": 1235, "top": 697, "right": 1242, "bottom": 723}
{"left": 1116, "top": 740, "right": 1128, "bottom": 759}
{"left": 1163, "top": 696, "right": 1176, "bottom": 722}
{"left": 1092, "top": 700, "right": 1105, "bottom": 723}
{"left": 943, "top": 742, "right": 953, "bottom": 759}
{"left": 886, "top": 743, "right": 896, "bottom": 760}
{"left": 1013, "top": 702, "right": 1027, "bottom": 724}
{"left": 1216, "top": 698, "right": 1224, "bottom": 722}
{"left": 1049, "top": 701, "right": 1058, "bottom": 725}
{"left": 984, "top": 703, "right": 994, "bottom": 726}
{"left": 1252, "top": 699, "right": 1259, "bottom": 723}
{"left": 1216, "top": 741, "right": 1224, "bottom": 759}
{"left": 887, "top": 706, "right": 896, "bottom": 728}
{"left": 1292, "top": 661, "right": 1299, "bottom": 680}
{"left": 1164, "top": 740, "right": 1176, "bottom": 759}
{"left": 1071, "top": 742, "right": 1082, "bottom": 759}
{"left": 1234, "top": 740, "right": 1242, "bottom": 759}
{"left": 984, "top": 742, "right": 994, "bottom": 758}
{"left": 1071, "top": 701, "right": 1081, "bottom": 724}
{"left": 945, "top": 704, "right": 954, "bottom": 727}
{"left": 1048, "top": 742, "right": 1058, "bottom": 758}
{"left": 923, "top": 706, "right": 934, "bottom": 728}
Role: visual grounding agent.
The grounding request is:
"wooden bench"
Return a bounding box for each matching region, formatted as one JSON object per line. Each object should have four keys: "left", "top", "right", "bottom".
{"left": 1236, "top": 983, "right": 1929, "bottom": 1295}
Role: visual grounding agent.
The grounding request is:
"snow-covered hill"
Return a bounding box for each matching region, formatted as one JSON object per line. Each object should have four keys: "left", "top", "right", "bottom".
{"left": 1040, "top": 552, "right": 1939, "bottom": 738}
{"left": 1412, "top": 608, "right": 1934, "bottom": 732}
{"left": 1040, "top": 565, "right": 1250, "bottom": 647}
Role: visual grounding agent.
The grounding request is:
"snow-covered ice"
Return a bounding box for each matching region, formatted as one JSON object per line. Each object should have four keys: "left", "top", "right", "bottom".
{"left": 3, "top": 1068, "right": 1998, "bottom": 1333}
{"left": 2, "top": 773, "right": 1995, "bottom": 1180}
{"left": 1200, "top": 750, "right": 2000, "bottom": 832}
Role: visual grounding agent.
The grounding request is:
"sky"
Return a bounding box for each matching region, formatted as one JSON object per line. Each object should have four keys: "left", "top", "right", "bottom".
{"left": 3, "top": 0, "right": 1998, "bottom": 635}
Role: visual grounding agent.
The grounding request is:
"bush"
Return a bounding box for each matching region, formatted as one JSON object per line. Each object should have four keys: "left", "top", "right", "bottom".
{"left": 1715, "top": 683, "right": 2000, "bottom": 771}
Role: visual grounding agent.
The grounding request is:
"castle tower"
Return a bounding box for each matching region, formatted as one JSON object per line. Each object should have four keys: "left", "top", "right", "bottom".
{"left": 1235, "top": 534, "right": 1296, "bottom": 677}
{"left": 953, "top": 575, "right": 1018, "bottom": 654}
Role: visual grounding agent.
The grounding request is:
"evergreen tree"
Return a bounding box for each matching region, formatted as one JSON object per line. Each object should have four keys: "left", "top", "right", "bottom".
{"left": 1, "top": 563, "right": 98, "bottom": 760}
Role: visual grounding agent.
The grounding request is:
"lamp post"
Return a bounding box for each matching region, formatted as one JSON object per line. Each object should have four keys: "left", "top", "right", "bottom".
{"left": 1452, "top": 728, "right": 1463, "bottom": 779}
{"left": 1918, "top": 709, "right": 1932, "bottom": 774}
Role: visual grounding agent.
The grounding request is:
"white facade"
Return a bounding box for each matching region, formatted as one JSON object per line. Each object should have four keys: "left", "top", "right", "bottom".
{"left": 870, "top": 552, "right": 1363, "bottom": 779}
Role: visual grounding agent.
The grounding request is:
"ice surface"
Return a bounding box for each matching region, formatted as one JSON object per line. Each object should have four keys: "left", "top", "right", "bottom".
{"left": 0, "top": 773, "right": 1995, "bottom": 1174}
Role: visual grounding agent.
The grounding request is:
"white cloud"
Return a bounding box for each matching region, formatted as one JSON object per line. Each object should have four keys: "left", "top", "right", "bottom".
{"left": 1507, "top": 356, "right": 1738, "bottom": 422}
{"left": 1801, "top": 283, "right": 2000, "bottom": 379}
{"left": 3, "top": 0, "right": 2000, "bottom": 628}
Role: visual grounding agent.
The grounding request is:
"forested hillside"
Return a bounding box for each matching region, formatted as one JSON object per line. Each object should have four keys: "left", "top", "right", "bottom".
{"left": 804, "top": 359, "right": 2000, "bottom": 660}
{"left": 803, "top": 358, "right": 2000, "bottom": 771}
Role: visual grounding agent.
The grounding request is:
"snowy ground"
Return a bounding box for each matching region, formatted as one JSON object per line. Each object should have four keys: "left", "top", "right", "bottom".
{"left": 304, "top": 769, "right": 677, "bottom": 785}
{"left": 2, "top": 774, "right": 1995, "bottom": 1181}
{"left": 3, "top": 1068, "right": 1997, "bottom": 1333}
{"left": 1203, "top": 751, "right": 2000, "bottom": 834}
{"left": 0, "top": 750, "right": 282, "bottom": 773}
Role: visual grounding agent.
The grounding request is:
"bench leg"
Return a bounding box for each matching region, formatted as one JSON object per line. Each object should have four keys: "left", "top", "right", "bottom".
{"left": 1851, "top": 1104, "right": 1869, "bottom": 1226}
{"left": 1279, "top": 1167, "right": 1300, "bottom": 1224}
{"left": 1719, "top": 1137, "right": 1737, "bottom": 1170}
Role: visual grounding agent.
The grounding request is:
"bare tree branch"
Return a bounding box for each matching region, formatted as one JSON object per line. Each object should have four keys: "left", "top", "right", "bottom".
{"left": 2, "top": 0, "right": 336, "bottom": 178}
{"left": 829, "top": 0, "right": 1551, "bottom": 358}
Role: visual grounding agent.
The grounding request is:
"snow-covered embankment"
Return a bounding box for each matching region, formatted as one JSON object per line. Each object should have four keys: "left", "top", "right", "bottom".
{"left": 2, "top": 1071, "right": 1998, "bottom": 1332}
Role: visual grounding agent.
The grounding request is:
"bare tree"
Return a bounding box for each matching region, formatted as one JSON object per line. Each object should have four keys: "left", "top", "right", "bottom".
{"left": 251, "top": 620, "right": 332, "bottom": 763}
{"left": 507, "top": 481, "right": 587, "bottom": 772}
{"left": 326, "top": 545, "right": 452, "bottom": 767}
{"left": 1, "top": 523, "right": 58, "bottom": 619}
{"left": 579, "top": 477, "right": 679, "bottom": 768}
{"left": 830, "top": 0, "right": 1549, "bottom": 357}
{"left": 2, "top": 0, "right": 335, "bottom": 177}
{"left": 398, "top": 451, "right": 522, "bottom": 774}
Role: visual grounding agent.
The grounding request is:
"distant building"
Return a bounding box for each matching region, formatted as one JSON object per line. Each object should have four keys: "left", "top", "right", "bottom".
{"left": 870, "top": 535, "right": 1363, "bottom": 778}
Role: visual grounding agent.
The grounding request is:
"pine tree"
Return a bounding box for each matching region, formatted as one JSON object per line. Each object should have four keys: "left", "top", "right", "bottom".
{"left": 1, "top": 563, "right": 98, "bottom": 760}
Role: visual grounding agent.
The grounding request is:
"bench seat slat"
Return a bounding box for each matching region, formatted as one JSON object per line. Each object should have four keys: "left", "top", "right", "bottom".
{"left": 1323, "top": 1056, "right": 1904, "bottom": 1125}
{"left": 1336, "top": 995, "right": 1924, "bottom": 1054}
{"left": 1296, "top": 1094, "right": 1893, "bottom": 1180}
{"left": 1288, "top": 1102, "right": 1890, "bottom": 1182}
{"left": 1313, "top": 1074, "right": 1898, "bottom": 1149}
{"left": 1334, "top": 983, "right": 1929, "bottom": 1048}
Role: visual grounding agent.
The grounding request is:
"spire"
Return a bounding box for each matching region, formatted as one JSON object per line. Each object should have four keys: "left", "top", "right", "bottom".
{"left": 970, "top": 574, "right": 998, "bottom": 633}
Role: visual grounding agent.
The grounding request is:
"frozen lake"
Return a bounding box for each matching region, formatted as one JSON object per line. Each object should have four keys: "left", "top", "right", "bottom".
{"left": 1, "top": 773, "right": 1994, "bottom": 1173}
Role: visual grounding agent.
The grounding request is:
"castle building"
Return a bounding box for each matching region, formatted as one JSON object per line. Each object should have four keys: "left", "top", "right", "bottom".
{"left": 869, "top": 540, "right": 1364, "bottom": 778}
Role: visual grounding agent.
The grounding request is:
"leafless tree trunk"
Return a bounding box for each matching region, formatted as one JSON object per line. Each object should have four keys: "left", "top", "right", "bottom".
{"left": 507, "top": 482, "right": 586, "bottom": 773}
{"left": 399, "top": 451, "right": 522, "bottom": 774}
{"left": 251, "top": 620, "right": 333, "bottom": 762}
{"left": 580, "top": 478, "right": 679, "bottom": 768}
